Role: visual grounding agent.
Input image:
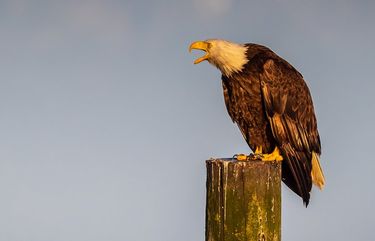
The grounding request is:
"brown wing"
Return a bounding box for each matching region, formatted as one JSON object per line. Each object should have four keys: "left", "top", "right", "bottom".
{"left": 260, "top": 58, "right": 321, "bottom": 206}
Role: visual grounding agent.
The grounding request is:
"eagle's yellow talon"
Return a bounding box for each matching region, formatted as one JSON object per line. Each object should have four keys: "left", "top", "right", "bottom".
{"left": 252, "top": 153, "right": 263, "bottom": 160}
{"left": 261, "top": 147, "right": 283, "bottom": 162}
{"left": 233, "top": 154, "right": 248, "bottom": 161}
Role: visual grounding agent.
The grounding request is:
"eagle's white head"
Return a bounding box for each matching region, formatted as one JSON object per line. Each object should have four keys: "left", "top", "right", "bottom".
{"left": 189, "top": 39, "right": 249, "bottom": 77}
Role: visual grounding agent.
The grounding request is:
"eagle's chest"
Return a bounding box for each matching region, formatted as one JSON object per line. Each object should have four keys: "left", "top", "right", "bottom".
{"left": 223, "top": 75, "right": 273, "bottom": 151}
{"left": 227, "top": 76, "right": 263, "bottom": 123}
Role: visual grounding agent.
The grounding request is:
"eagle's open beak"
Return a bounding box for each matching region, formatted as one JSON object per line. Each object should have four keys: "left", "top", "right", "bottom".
{"left": 189, "top": 41, "right": 210, "bottom": 64}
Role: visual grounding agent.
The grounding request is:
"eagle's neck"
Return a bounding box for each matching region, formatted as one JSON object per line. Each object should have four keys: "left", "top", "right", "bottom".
{"left": 208, "top": 41, "right": 248, "bottom": 77}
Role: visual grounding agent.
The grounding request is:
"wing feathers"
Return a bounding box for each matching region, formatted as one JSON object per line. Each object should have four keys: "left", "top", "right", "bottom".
{"left": 261, "top": 58, "right": 323, "bottom": 205}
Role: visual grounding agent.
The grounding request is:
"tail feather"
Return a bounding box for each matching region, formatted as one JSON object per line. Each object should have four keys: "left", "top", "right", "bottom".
{"left": 311, "top": 152, "right": 325, "bottom": 189}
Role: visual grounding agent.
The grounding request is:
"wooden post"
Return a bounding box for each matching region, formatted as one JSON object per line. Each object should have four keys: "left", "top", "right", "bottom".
{"left": 206, "top": 158, "right": 281, "bottom": 241}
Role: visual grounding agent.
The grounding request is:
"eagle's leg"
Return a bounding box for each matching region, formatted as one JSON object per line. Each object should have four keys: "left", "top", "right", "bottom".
{"left": 255, "top": 146, "right": 262, "bottom": 154}
{"left": 261, "top": 147, "right": 283, "bottom": 161}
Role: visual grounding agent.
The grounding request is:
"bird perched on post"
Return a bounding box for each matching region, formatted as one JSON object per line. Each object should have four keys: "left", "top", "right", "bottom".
{"left": 189, "top": 39, "right": 325, "bottom": 206}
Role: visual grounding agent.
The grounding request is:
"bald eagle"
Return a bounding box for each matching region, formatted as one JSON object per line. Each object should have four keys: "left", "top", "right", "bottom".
{"left": 189, "top": 39, "right": 325, "bottom": 205}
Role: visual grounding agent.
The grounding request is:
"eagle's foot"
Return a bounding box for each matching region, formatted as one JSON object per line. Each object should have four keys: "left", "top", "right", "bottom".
{"left": 261, "top": 147, "right": 283, "bottom": 162}
{"left": 250, "top": 153, "right": 264, "bottom": 160}
{"left": 241, "top": 146, "right": 265, "bottom": 160}
{"left": 233, "top": 153, "right": 263, "bottom": 161}
{"left": 233, "top": 154, "right": 249, "bottom": 161}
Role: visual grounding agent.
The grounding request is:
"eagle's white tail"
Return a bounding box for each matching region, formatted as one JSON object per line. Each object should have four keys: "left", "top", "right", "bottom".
{"left": 311, "top": 152, "right": 325, "bottom": 190}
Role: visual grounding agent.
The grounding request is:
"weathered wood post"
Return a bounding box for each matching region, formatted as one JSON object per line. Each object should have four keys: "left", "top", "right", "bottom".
{"left": 206, "top": 158, "right": 281, "bottom": 241}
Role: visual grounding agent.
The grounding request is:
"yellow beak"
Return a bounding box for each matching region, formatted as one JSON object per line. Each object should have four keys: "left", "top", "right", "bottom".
{"left": 189, "top": 41, "right": 210, "bottom": 64}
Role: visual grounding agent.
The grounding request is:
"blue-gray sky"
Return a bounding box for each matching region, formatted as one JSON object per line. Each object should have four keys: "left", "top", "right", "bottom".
{"left": 0, "top": 0, "right": 374, "bottom": 241}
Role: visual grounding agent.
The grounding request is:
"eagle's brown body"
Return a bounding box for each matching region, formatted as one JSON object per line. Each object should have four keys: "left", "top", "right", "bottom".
{"left": 222, "top": 44, "right": 321, "bottom": 205}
